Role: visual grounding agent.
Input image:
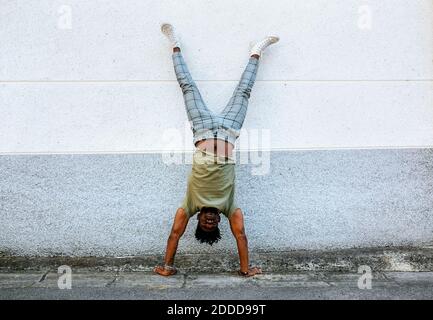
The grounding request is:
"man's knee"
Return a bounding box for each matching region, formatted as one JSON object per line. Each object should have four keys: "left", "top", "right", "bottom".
{"left": 235, "top": 86, "right": 251, "bottom": 98}
{"left": 176, "top": 207, "right": 186, "bottom": 214}
{"left": 232, "top": 208, "right": 242, "bottom": 216}
{"left": 180, "top": 82, "right": 195, "bottom": 94}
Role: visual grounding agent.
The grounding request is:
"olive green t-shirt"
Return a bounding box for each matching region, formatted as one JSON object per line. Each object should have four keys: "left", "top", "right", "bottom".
{"left": 180, "top": 148, "right": 238, "bottom": 219}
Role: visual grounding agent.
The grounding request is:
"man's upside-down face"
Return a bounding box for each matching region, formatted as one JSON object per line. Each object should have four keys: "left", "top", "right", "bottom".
{"left": 197, "top": 210, "right": 221, "bottom": 232}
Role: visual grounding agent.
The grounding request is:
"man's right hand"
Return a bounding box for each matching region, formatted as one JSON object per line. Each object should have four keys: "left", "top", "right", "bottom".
{"left": 238, "top": 266, "right": 262, "bottom": 277}
{"left": 153, "top": 265, "right": 177, "bottom": 276}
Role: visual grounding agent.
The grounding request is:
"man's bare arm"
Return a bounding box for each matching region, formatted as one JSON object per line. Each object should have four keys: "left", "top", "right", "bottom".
{"left": 229, "top": 208, "right": 262, "bottom": 277}
{"left": 154, "top": 208, "right": 189, "bottom": 276}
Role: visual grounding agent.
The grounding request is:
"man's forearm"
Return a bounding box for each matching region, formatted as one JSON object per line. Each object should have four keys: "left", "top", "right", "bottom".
{"left": 164, "top": 235, "right": 180, "bottom": 266}
{"left": 235, "top": 235, "right": 249, "bottom": 272}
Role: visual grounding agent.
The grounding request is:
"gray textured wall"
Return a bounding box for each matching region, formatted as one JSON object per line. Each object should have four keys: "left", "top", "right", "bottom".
{"left": 1, "top": 148, "right": 432, "bottom": 256}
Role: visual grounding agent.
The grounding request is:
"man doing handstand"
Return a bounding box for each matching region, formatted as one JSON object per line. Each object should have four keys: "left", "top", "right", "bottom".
{"left": 154, "top": 23, "right": 279, "bottom": 277}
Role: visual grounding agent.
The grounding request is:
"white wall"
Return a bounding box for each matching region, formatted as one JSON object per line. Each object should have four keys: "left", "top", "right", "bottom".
{"left": 1, "top": 0, "right": 432, "bottom": 153}
{"left": 1, "top": 1, "right": 433, "bottom": 256}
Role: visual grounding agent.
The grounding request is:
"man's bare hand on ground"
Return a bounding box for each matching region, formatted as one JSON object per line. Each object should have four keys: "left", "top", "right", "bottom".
{"left": 153, "top": 265, "right": 177, "bottom": 276}
{"left": 239, "top": 266, "right": 262, "bottom": 277}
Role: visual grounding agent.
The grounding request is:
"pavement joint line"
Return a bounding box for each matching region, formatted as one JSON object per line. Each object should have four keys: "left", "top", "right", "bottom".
{"left": 23, "top": 269, "right": 52, "bottom": 289}
{"left": 383, "top": 272, "right": 419, "bottom": 287}
{"left": 37, "top": 269, "right": 51, "bottom": 283}
{"left": 105, "top": 268, "right": 120, "bottom": 288}
{"left": 380, "top": 272, "right": 392, "bottom": 282}
{"left": 181, "top": 274, "right": 187, "bottom": 289}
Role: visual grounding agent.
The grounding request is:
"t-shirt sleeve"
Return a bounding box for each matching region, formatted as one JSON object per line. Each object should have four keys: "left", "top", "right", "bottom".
{"left": 225, "top": 202, "right": 240, "bottom": 220}
{"left": 180, "top": 196, "right": 197, "bottom": 219}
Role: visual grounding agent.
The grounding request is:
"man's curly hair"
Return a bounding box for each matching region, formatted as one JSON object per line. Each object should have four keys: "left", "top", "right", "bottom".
{"left": 195, "top": 224, "right": 221, "bottom": 246}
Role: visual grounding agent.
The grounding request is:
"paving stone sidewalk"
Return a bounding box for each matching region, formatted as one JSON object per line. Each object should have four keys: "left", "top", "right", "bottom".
{"left": 1, "top": 271, "right": 432, "bottom": 300}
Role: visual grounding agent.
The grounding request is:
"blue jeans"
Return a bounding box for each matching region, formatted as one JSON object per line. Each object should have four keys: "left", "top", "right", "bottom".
{"left": 172, "top": 51, "right": 260, "bottom": 146}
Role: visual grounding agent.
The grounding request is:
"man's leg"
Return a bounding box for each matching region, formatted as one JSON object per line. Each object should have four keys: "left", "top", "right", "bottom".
{"left": 218, "top": 35, "right": 279, "bottom": 131}
{"left": 172, "top": 48, "right": 215, "bottom": 134}
{"left": 219, "top": 55, "right": 260, "bottom": 131}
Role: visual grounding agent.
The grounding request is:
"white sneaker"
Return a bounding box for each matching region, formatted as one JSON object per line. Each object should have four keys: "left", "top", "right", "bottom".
{"left": 250, "top": 36, "right": 279, "bottom": 56}
{"left": 161, "top": 23, "right": 181, "bottom": 48}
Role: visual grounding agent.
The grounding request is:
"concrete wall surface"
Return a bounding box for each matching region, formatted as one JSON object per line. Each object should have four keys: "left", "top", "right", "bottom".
{"left": 0, "top": 0, "right": 432, "bottom": 256}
